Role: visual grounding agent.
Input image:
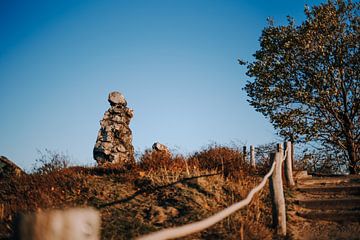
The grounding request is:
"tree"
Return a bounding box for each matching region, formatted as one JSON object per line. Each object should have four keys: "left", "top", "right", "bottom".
{"left": 241, "top": 0, "right": 359, "bottom": 173}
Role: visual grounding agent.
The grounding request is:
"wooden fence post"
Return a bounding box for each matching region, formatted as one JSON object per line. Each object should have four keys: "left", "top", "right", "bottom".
{"left": 270, "top": 150, "right": 286, "bottom": 236}
{"left": 14, "top": 208, "right": 100, "bottom": 240}
{"left": 0, "top": 204, "right": 4, "bottom": 221}
{"left": 284, "top": 141, "right": 295, "bottom": 186}
{"left": 291, "top": 142, "right": 295, "bottom": 170}
{"left": 250, "top": 145, "right": 255, "bottom": 168}
{"left": 243, "top": 146, "right": 247, "bottom": 162}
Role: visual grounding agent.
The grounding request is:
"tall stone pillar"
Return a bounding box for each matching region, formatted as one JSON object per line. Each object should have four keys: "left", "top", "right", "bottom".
{"left": 93, "top": 91, "right": 135, "bottom": 166}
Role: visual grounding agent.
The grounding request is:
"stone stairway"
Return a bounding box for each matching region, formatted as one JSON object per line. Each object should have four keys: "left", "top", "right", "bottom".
{"left": 287, "top": 173, "right": 360, "bottom": 240}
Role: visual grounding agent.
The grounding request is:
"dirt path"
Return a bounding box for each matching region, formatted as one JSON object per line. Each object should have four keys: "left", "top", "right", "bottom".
{"left": 287, "top": 174, "right": 360, "bottom": 240}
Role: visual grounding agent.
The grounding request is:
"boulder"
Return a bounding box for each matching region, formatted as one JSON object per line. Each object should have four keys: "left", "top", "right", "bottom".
{"left": 152, "top": 142, "right": 171, "bottom": 156}
{"left": 108, "top": 91, "right": 127, "bottom": 106}
{"left": 152, "top": 142, "right": 168, "bottom": 152}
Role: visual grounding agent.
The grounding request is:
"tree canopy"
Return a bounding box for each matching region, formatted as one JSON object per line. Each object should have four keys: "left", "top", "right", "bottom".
{"left": 241, "top": 0, "right": 359, "bottom": 173}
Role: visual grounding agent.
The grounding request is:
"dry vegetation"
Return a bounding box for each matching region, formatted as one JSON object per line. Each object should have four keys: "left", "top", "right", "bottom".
{"left": 0, "top": 145, "right": 279, "bottom": 239}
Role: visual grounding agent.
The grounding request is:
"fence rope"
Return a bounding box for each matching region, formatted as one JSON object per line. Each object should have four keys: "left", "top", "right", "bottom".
{"left": 136, "top": 161, "right": 277, "bottom": 240}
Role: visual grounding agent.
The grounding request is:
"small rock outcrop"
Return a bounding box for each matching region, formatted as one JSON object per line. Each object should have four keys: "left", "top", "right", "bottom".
{"left": 152, "top": 142, "right": 171, "bottom": 157}
{"left": 93, "top": 92, "right": 135, "bottom": 166}
{"left": 0, "top": 156, "right": 24, "bottom": 178}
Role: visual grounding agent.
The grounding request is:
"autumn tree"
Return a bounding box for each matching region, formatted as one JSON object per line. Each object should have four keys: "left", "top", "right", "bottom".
{"left": 241, "top": 0, "right": 359, "bottom": 173}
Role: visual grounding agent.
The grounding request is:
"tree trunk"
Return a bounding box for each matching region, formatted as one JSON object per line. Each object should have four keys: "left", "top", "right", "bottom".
{"left": 347, "top": 140, "right": 358, "bottom": 174}
{"left": 342, "top": 113, "right": 358, "bottom": 174}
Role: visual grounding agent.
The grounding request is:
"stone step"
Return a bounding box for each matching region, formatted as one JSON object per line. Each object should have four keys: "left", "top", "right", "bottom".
{"left": 297, "top": 185, "right": 360, "bottom": 195}
{"left": 296, "top": 198, "right": 360, "bottom": 210}
{"left": 298, "top": 175, "right": 360, "bottom": 186}
{"left": 296, "top": 210, "right": 360, "bottom": 222}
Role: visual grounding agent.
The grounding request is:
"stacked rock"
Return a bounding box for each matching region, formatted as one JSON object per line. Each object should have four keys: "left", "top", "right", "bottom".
{"left": 93, "top": 92, "right": 135, "bottom": 166}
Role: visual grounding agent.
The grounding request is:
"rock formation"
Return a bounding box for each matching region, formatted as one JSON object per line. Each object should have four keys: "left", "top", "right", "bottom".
{"left": 93, "top": 92, "right": 135, "bottom": 166}
{"left": 152, "top": 142, "right": 172, "bottom": 157}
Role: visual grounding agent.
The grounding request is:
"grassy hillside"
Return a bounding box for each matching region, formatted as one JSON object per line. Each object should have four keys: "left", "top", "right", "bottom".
{"left": 0, "top": 146, "right": 276, "bottom": 239}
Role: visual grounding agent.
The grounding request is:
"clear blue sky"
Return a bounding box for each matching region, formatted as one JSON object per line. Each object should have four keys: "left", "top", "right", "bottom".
{"left": 0, "top": 0, "right": 322, "bottom": 170}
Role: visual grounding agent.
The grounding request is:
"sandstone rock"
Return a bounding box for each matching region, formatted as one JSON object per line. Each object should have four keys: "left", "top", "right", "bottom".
{"left": 0, "top": 156, "right": 24, "bottom": 178}
{"left": 108, "top": 91, "right": 127, "bottom": 106}
{"left": 93, "top": 92, "right": 135, "bottom": 166}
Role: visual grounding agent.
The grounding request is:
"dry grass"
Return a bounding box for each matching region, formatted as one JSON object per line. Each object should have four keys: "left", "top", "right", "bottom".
{"left": 0, "top": 145, "right": 276, "bottom": 239}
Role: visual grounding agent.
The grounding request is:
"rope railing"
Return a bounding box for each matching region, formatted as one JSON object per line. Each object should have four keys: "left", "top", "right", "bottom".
{"left": 136, "top": 161, "right": 277, "bottom": 240}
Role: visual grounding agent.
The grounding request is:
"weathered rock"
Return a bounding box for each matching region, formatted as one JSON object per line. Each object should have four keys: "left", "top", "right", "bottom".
{"left": 108, "top": 91, "right": 127, "bottom": 106}
{"left": 152, "top": 142, "right": 171, "bottom": 157}
{"left": 0, "top": 156, "right": 24, "bottom": 178}
{"left": 152, "top": 142, "right": 168, "bottom": 152}
{"left": 93, "top": 92, "right": 135, "bottom": 166}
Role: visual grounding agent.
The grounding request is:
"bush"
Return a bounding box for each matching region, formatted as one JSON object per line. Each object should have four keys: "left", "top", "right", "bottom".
{"left": 32, "top": 149, "right": 71, "bottom": 174}
{"left": 138, "top": 149, "right": 186, "bottom": 172}
{"left": 188, "top": 145, "right": 250, "bottom": 180}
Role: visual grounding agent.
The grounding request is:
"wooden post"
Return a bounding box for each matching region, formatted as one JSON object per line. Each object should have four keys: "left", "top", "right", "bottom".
{"left": 0, "top": 204, "right": 4, "bottom": 221}
{"left": 284, "top": 141, "right": 295, "bottom": 186}
{"left": 14, "top": 208, "right": 100, "bottom": 240}
{"left": 243, "top": 146, "right": 247, "bottom": 162}
{"left": 239, "top": 221, "right": 244, "bottom": 240}
{"left": 269, "top": 150, "right": 286, "bottom": 236}
{"left": 291, "top": 142, "right": 295, "bottom": 170}
{"left": 250, "top": 145, "right": 255, "bottom": 168}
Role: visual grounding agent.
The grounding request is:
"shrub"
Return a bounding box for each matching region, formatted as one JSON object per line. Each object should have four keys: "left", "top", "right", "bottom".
{"left": 188, "top": 145, "right": 250, "bottom": 180}
{"left": 32, "top": 149, "right": 71, "bottom": 174}
{"left": 138, "top": 149, "right": 186, "bottom": 172}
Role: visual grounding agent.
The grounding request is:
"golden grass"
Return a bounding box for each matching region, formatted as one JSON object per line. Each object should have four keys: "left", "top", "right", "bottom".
{"left": 0, "top": 145, "right": 276, "bottom": 239}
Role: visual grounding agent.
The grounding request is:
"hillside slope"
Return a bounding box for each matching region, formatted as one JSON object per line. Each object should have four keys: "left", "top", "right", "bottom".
{"left": 0, "top": 165, "right": 275, "bottom": 239}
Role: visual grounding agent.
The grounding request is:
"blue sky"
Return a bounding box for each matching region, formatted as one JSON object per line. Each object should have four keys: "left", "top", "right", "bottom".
{"left": 0, "top": 0, "right": 322, "bottom": 170}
